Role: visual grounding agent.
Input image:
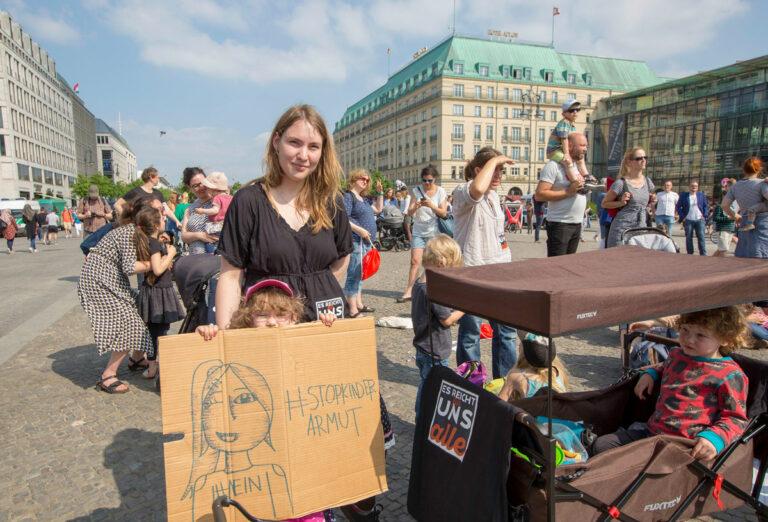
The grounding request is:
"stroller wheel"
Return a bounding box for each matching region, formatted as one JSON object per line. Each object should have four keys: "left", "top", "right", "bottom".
{"left": 373, "top": 240, "right": 383, "bottom": 251}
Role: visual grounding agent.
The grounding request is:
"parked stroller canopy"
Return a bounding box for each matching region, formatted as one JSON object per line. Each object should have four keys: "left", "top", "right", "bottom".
{"left": 426, "top": 246, "right": 768, "bottom": 336}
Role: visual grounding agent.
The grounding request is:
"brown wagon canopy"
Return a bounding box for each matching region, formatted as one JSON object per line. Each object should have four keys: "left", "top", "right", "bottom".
{"left": 426, "top": 246, "right": 768, "bottom": 337}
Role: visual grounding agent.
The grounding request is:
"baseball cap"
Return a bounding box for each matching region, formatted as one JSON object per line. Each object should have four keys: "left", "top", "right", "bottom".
{"left": 561, "top": 99, "right": 580, "bottom": 112}
{"left": 243, "top": 279, "right": 294, "bottom": 303}
{"left": 522, "top": 333, "right": 556, "bottom": 368}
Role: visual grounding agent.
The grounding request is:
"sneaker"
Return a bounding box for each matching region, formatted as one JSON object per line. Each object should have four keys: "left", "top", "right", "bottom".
{"left": 740, "top": 211, "right": 756, "bottom": 231}
{"left": 28, "top": 247, "right": 33, "bottom": 253}
{"left": 582, "top": 175, "right": 605, "bottom": 191}
{"left": 34, "top": 248, "right": 38, "bottom": 253}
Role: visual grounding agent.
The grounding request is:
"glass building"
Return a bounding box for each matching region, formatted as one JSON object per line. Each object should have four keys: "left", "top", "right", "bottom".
{"left": 592, "top": 55, "right": 768, "bottom": 199}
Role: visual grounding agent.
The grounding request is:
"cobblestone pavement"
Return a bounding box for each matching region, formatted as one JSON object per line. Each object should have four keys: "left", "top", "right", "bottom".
{"left": 0, "top": 231, "right": 764, "bottom": 521}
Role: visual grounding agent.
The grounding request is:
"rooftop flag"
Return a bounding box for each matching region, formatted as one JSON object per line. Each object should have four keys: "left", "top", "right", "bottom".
{"left": 553, "top": 6, "right": 560, "bottom": 15}
{"left": 73, "top": 82, "right": 79, "bottom": 93}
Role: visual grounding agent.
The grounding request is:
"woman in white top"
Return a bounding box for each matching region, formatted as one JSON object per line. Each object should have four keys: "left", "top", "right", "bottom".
{"left": 45, "top": 209, "right": 60, "bottom": 245}
{"left": 398, "top": 165, "right": 448, "bottom": 302}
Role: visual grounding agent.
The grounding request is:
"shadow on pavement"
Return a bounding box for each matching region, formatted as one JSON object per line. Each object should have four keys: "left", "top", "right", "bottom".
{"left": 364, "top": 289, "right": 403, "bottom": 300}
{"left": 68, "top": 428, "right": 166, "bottom": 522}
{"left": 377, "top": 352, "right": 419, "bottom": 388}
{"left": 559, "top": 352, "right": 623, "bottom": 389}
{"left": 49, "top": 343, "right": 103, "bottom": 389}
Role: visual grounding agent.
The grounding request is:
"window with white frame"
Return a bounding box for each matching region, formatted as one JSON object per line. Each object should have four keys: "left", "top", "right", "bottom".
{"left": 479, "top": 65, "right": 489, "bottom": 76}
{"left": 474, "top": 124, "right": 481, "bottom": 139}
{"left": 474, "top": 105, "right": 481, "bottom": 117}
{"left": 486, "top": 125, "right": 493, "bottom": 140}
{"left": 452, "top": 104, "right": 464, "bottom": 116}
{"left": 511, "top": 146, "right": 520, "bottom": 160}
{"left": 486, "top": 106, "right": 494, "bottom": 117}
{"left": 538, "top": 147, "right": 544, "bottom": 161}
{"left": 452, "top": 144, "right": 464, "bottom": 159}
{"left": 475, "top": 86, "right": 482, "bottom": 98}
{"left": 488, "top": 87, "right": 494, "bottom": 99}
{"left": 454, "top": 84, "right": 464, "bottom": 97}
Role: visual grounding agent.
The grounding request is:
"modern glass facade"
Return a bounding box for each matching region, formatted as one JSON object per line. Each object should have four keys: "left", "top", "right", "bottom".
{"left": 592, "top": 55, "right": 768, "bottom": 199}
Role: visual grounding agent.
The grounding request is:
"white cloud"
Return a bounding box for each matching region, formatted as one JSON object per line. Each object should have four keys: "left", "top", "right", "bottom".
{"left": 4, "top": 0, "right": 80, "bottom": 45}
{"left": 121, "top": 120, "right": 270, "bottom": 184}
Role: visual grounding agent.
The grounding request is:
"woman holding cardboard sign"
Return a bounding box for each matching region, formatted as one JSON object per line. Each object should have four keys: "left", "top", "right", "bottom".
{"left": 216, "top": 105, "right": 353, "bottom": 325}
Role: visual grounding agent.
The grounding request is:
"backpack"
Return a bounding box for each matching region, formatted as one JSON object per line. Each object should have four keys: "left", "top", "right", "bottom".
{"left": 80, "top": 222, "right": 113, "bottom": 255}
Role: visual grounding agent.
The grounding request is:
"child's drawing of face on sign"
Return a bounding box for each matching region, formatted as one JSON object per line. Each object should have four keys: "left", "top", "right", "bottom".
{"left": 201, "top": 368, "right": 273, "bottom": 453}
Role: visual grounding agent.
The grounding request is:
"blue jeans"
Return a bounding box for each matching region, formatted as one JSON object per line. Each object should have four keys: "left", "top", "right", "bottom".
{"left": 683, "top": 219, "right": 706, "bottom": 255}
{"left": 29, "top": 234, "right": 36, "bottom": 250}
{"left": 414, "top": 351, "right": 451, "bottom": 419}
{"left": 750, "top": 323, "right": 768, "bottom": 341}
{"left": 655, "top": 215, "right": 675, "bottom": 236}
{"left": 36, "top": 226, "right": 43, "bottom": 241}
{"left": 204, "top": 242, "right": 218, "bottom": 254}
{"left": 457, "top": 314, "right": 517, "bottom": 379}
{"left": 344, "top": 237, "right": 370, "bottom": 296}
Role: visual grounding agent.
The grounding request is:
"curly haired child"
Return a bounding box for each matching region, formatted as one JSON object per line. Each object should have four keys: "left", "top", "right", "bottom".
{"left": 593, "top": 306, "right": 750, "bottom": 461}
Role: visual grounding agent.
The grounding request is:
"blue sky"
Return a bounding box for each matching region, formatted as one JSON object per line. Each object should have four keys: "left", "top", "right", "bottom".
{"left": 5, "top": 0, "right": 766, "bottom": 184}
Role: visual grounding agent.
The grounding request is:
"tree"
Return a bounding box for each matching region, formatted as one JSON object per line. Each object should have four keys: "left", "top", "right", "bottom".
{"left": 231, "top": 181, "right": 242, "bottom": 194}
{"left": 71, "top": 174, "right": 119, "bottom": 199}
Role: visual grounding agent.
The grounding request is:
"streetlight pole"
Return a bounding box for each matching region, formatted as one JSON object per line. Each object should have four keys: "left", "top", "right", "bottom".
{"left": 521, "top": 89, "right": 542, "bottom": 194}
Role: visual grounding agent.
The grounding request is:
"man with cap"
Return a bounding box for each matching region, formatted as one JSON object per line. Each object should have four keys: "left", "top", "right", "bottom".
{"left": 546, "top": 99, "right": 602, "bottom": 193}
{"left": 76, "top": 184, "right": 113, "bottom": 237}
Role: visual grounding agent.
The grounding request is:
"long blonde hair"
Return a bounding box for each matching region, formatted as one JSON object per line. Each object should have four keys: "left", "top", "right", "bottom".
{"left": 261, "top": 104, "right": 343, "bottom": 234}
{"left": 518, "top": 355, "right": 570, "bottom": 392}
{"left": 618, "top": 147, "right": 645, "bottom": 179}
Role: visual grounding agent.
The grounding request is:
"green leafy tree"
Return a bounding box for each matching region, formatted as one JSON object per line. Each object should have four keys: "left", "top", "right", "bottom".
{"left": 71, "top": 174, "right": 119, "bottom": 199}
{"left": 231, "top": 181, "right": 242, "bottom": 194}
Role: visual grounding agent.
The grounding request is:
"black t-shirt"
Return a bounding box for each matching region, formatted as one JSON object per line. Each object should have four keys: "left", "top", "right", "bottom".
{"left": 124, "top": 186, "right": 165, "bottom": 205}
{"left": 36, "top": 213, "right": 47, "bottom": 226}
{"left": 411, "top": 281, "right": 453, "bottom": 360}
{"left": 147, "top": 237, "right": 173, "bottom": 287}
{"left": 217, "top": 183, "right": 353, "bottom": 321}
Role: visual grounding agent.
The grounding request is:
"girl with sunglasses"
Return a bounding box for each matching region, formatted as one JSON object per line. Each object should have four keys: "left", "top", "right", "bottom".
{"left": 398, "top": 165, "right": 448, "bottom": 303}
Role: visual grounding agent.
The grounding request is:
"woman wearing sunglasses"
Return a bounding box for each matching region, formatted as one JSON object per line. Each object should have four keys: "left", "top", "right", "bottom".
{"left": 398, "top": 165, "right": 448, "bottom": 303}
{"left": 601, "top": 147, "right": 656, "bottom": 248}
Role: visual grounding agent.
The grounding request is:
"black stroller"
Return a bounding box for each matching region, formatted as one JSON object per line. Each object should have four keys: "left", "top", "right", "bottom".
{"left": 172, "top": 254, "right": 220, "bottom": 334}
{"left": 376, "top": 205, "right": 410, "bottom": 251}
{"left": 408, "top": 247, "right": 768, "bottom": 521}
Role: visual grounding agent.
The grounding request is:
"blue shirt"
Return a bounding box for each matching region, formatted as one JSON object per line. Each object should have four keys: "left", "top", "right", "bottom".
{"left": 343, "top": 191, "right": 378, "bottom": 241}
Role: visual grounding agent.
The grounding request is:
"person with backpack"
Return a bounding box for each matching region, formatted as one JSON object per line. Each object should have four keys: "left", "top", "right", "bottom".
{"left": 1, "top": 209, "right": 17, "bottom": 254}
{"left": 77, "top": 185, "right": 113, "bottom": 237}
{"left": 601, "top": 147, "right": 656, "bottom": 248}
{"left": 22, "top": 204, "right": 37, "bottom": 253}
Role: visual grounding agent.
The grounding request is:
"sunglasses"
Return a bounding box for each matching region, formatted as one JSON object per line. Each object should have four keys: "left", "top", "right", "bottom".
{"left": 421, "top": 178, "right": 435, "bottom": 184}
{"left": 632, "top": 156, "right": 648, "bottom": 161}
{"left": 358, "top": 178, "right": 370, "bottom": 183}
{"left": 567, "top": 108, "right": 580, "bottom": 113}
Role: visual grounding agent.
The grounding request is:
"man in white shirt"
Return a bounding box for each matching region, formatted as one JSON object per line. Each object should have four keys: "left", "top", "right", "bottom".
{"left": 535, "top": 133, "right": 587, "bottom": 256}
{"left": 452, "top": 147, "right": 517, "bottom": 379}
{"left": 654, "top": 181, "right": 679, "bottom": 236}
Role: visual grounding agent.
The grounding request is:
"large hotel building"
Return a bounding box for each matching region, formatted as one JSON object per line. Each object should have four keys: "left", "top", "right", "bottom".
{"left": 334, "top": 35, "right": 665, "bottom": 194}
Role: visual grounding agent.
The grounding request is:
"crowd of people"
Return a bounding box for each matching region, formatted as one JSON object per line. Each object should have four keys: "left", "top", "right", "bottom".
{"left": 65, "top": 100, "right": 767, "bottom": 521}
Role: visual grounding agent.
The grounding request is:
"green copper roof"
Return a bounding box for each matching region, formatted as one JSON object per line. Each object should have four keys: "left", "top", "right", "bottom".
{"left": 335, "top": 35, "right": 666, "bottom": 131}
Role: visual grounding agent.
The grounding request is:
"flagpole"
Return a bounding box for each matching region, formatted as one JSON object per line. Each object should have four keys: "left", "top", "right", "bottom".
{"left": 551, "top": 12, "right": 555, "bottom": 47}
{"left": 387, "top": 48, "right": 391, "bottom": 78}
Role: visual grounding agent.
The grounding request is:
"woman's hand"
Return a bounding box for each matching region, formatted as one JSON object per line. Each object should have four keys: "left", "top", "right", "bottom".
{"left": 691, "top": 437, "right": 717, "bottom": 461}
{"left": 200, "top": 232, "right": 218, "bottom": 243}
{"left": 629, "top": 320, "right": 655, "bottom": 332}
{"left": 166, "top": 244, "right": 177, "bottom": 258}
{"left": 318, "top": 312, "right": 336, "bottom": 327}
{"left": 358, "top": 229, "right": 371, "bottom": 242}
{"left": 375, "top": 180, "right": 383, "bottom": 194}
{"left": 634, "top": 373, "right": 655, "bottom": 399}
{"left": 196, "top": 324, "right": 219, "bottom": 341}
{"left": 620, "top": 192, "right": 632, "bottom": 205}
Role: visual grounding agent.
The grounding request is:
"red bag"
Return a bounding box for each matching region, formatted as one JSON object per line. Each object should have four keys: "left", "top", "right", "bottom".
{"left": 361, "top": 242, "right": 380, "bottom": 281}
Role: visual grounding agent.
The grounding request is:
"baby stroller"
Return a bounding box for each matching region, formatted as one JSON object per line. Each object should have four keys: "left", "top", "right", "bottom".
{"left": 377, "top": 205, "right": 410, "bottom": 251}
{"left": 621, "top": 227, "right": 678, "bottom": 253}
{"left": 172, "top": 254, "right": 220, "bottom": 334}
{"left": 408, "top": 247, "right": 768, "bottom": 521}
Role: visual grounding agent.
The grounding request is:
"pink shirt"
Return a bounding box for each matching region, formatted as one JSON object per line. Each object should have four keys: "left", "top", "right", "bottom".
{"left": 212, "top": 193, "right": 234, "bottom": 222}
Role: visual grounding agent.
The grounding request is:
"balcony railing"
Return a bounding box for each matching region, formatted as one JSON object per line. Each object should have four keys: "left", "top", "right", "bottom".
{"left": 451, "top": 133, "right": 465, "bottom": 141}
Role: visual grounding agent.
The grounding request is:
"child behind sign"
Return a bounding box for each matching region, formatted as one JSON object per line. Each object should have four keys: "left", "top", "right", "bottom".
{"left": 412, "top": 234, "right": 465, "bottom": 418}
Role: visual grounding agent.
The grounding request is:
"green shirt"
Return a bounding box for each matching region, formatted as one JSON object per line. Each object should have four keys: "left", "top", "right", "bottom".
{"left": 175, "top": 203, "right": 190, "bottom": 222}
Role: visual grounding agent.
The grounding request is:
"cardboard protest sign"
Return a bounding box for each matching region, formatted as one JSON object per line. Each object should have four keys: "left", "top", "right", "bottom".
{"left": 159, "top": 317, "right": 387, "bottom": 521}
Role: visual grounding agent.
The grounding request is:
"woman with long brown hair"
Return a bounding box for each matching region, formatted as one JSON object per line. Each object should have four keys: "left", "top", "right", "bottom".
{"left": 601, "top": 146, "right": 656, "bottom": 248}
{"left": 216, "top": 104, "right": 353, "bottom": 324}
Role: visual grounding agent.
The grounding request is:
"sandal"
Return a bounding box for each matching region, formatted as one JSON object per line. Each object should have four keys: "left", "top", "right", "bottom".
{"left": 349, "top": 312, "right": 362, "bottom": 319}
{"left": 96, "top": 375, "right": 129, "bottom": 394}
{"left": 127, "top": 356, "right": 149, "bottom": 372}
{"left": 358, "top": 306, "right": 376, "bottom": 313}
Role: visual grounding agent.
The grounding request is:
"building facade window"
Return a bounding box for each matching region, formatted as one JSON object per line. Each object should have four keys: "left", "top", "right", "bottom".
{"left": 454, "top": 63, "right": 464, "bottom": 75}
{"left": 512, "top": 88, "right": 522, "bottom": 101}
{"left": 474, "top": 144, "right": 480, "bottom": 155}
{"left": 479, "top": 65, "right": 489, "bottom": 77}
{"left": 540, "top": 91, "right": 547, "bottom": 103}
{"left": 512, "top": 109, "right": 522, "bottom": 119}
{"left": 503, "top": 108, "right": 509, "bottom": 118}
{"left": 538, "top": 128, "right": 546, "bottom": 143}
{"left": 486, "top": 106, "right": 494, "bottom": 117}
{"left": 538, "top": 147, "right": 545, "bottom": 161}
{"left": 452, "top": 123, "right": 464, "bottom": 139}
{"left": 512, "top": 127, "right": 521, "bottom": 141}
{"left": 511, "top": 146, "right": 520, "bottom": 160}
{"left": 475, "top": 86, "right": 482, "bottom": 98}
{"left": 17, "top": 164, "right": 29, "bottom": 180}
{"left": 504, "top": 88, "right": 509, "bottom": 100}
{"left": 474, "top": 105, "right": 481, "bottom": 117}
{"left": 453, "top": 84, "right": 464, "bottom": 97}
{"left": 0, "top": 135, "right": 5, "bottom": 156}
{"left": 513, "top": 69, "right": 522, "bottom": 79}
{"left": 452, "top": 104, "right": 464, "bottom": 116}
{"left": 488, "top": 87, "right": 494, "bottom": 100}
{"left": 567, "top": 73, "right": 576, "bottom": 84}
{"left": 550, "top": 111, "right": 557, "bottom": 121}
{"left": 452, "top": 144, "right": 464, "bottom": 159}
{"left": 586, "top": 94, "right": 592, "bottom": 106}
{"left": 567, "top": 92, "right": 577, "bottom": 101}
{"left": 544, "top": 71, "right": 554, "bottom": 82}
{"left": 474, "top": 124, "right": 481, "bottom": 139}
{"left": 486, "top": 125, "right": 493, "bottom": 140}
{"left": 552, "top": 92, "right": 558, "bottom": 104}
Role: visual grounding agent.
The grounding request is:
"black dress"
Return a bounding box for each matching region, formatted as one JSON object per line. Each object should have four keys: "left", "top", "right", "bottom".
{"left": 218, "top": 183, "right": 353, "bottom": 321}
{"left": 138, "top": 238, "right": 183, "bottom": 324}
